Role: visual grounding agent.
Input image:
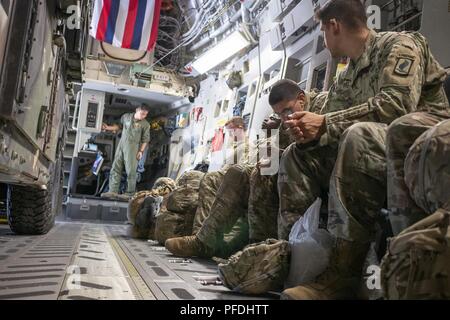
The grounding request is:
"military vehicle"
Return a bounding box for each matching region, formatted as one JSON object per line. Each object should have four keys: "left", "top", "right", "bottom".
{"left": 0, "top": 0, "right": 84, "bottom": 234}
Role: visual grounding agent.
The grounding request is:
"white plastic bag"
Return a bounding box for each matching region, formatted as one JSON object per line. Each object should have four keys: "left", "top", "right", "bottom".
{"left": 285, "top": 198, "right": 335, "bottom": 288}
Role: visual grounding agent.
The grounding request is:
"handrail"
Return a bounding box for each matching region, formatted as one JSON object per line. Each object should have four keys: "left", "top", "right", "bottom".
{"left": 72, "top": 90, "right": 82, "bottom": 130}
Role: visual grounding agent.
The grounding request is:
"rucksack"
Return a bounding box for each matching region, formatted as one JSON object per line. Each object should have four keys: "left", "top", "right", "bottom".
{"left": 154, "top": 206, "right": 196, "bottom": 245}
{"left": 127, "top": 177, "right": 175, "bottom": 238}
{"left": 133, "top": 195, "right": 163, "bottom": 239}
{"left": 166, "top": 170, "right": 204, "bottom": 213}
{"left": 381, "top": 208, "right": 450, "bottom": 299}
{"left": 154, "top": 171, "right": 205, "bottom": 244}
{"left": 405, "top": 119, "right": 450, "bottom": 214}
{"left": 217, "top": 239, "right": 291, "bottom": 295}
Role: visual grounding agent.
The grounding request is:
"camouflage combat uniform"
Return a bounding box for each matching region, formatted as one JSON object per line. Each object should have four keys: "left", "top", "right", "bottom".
{"left": 195, "top": 93, "right": 326, "bottom": 254}
{"left": 109, "top": 113, "right": 151, "bottom": 194}
{"left": 191, "top": 170, "right": 227, "bottom": 234}
{"left": 278, "top": 30, "right": 449, "bottom": 242}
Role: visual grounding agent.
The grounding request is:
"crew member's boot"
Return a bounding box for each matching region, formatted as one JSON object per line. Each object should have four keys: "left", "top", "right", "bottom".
{"left": 165, "top": 235, "right": 216, "bottom": 258}
{"left": 281, "top": 238, "right": 370, "bottom": 300}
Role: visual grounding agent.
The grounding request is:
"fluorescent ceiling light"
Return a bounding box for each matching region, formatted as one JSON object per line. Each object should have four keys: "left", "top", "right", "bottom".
{"left": 191, "top": 31, "right": 251, "bottom": 74}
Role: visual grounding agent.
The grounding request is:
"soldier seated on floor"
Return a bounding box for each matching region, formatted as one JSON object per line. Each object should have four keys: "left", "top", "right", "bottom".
{"left": 164, "top": 89, "right": 326, "bottom": 259}
{"left": 278, "top": 0, "right": 449, "bottom": 300}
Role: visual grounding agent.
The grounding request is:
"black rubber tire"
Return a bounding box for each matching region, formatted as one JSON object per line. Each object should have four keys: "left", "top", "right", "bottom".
{"left": 7, "top": 184, "right": 55, "bottom": 235}
{"left": 7, "top": 151, "right": 63, "bottom": 235}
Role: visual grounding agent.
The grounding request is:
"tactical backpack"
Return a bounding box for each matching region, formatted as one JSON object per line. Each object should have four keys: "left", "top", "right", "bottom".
{"left": 155, "top": 170, "right": 205, "bottom": 244}
{"left": 381, "top": 119, "right": 450, "bottom": 299}
{"left": 128, "top": 177, "right": 175, "bottom": 239}
{"left": 404, "top": 119, "right": 450, "bottom": 214}
{"left": 166, "top": 170, "right": 204, "bottom": 213}
{"left": 217, "top": 239, "right": 291, "bottom": 295}
{"left": 133, "top": 195, "right": 163, "bottom": 239}
{"left": 381, "top": 209, "right": 450, "bottom": 299}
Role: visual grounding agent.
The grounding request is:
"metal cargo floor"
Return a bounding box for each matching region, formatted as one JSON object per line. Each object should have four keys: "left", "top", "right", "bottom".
{"left": 0, "top": 222, "right": 278, "bottom": 300}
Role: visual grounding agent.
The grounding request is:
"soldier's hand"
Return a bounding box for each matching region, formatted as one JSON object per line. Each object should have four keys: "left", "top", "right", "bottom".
{"left": 101, "top": 123, "right": 108, "bottom": 131}
{"left": 136, "top": 151, "right": 144, "bottom": 161}
{"left": 285, "top": 112, "right": 326, "bottom": 144}
{"left": 257, "top": 157, "right": 272, "bottom": 169}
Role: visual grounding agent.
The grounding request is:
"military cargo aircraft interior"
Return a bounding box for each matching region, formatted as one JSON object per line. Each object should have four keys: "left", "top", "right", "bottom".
{"left": 0, "top": 0, "right": 450, "bottom": 303}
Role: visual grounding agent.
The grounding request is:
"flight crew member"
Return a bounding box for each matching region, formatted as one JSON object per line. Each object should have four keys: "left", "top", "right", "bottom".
{"left": 101, "top": 104, "right": 151, "bottom": 200}
{"left": 276, "top": 0, "right": 449, "bottom": 300}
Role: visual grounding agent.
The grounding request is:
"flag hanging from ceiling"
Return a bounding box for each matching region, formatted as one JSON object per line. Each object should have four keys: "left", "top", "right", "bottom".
{"left": 90, "top": 0, "right": 162, "bottom": 51}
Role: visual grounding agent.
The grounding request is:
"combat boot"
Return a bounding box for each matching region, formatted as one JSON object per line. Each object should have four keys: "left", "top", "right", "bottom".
{"left": 100, "top": 192, "right": 119, "bottom": 199}
{"left": 281, "top": 238, "right": 370, "bottom": 300}
{"left": 165, "top": 235, "right": 215, "bottom": 258}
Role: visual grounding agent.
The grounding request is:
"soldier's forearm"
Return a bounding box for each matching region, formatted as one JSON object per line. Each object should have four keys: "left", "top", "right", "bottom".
{"left": 139, "top": 143, "right": 148, "bottom": 153}
{"left": 322, "top": 87, "right": 415, "bottom": 144}
{"left": 107, "top": 124, "right": 120, "bottom": 132}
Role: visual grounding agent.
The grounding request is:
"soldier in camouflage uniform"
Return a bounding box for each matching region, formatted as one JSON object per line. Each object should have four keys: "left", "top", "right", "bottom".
{"left": 387, "top": 76, "right": 450, "bottom": 234}
{"left": 277, "top": 0, "right": 449, "bottom": 300}
{"left": 249, "top": 91, "right": 327, "bottom": 241}
{"left": 101, "top": 105, "right": 151, "bottom": 200}
{"left": 381, "top": 120, "right": 450, "bottom": 299}
{"left": 165, "top": 117, "right": 255, "bottom": 257}
{"left": 164, "top": 91, "right": 326, "bottom": 258}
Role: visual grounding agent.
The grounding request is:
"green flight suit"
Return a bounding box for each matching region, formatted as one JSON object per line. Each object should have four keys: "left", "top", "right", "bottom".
{"left": 109, "top": 113, "right": 150, "bottom": 194}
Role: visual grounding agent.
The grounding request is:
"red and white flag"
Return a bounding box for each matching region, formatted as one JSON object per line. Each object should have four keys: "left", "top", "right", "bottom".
{"left": 89, "top": 0, "right": 162, "bottom": 52}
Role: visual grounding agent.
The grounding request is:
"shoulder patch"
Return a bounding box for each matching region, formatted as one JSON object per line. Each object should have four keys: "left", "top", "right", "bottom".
{"left": 394, "top": 57, "right": 414, "bottom": 76}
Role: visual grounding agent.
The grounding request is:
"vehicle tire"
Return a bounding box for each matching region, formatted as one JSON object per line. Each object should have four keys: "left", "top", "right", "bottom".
{"left": 7, "top": 157, "right": 63, "bottom": 235}
{"left": 7, "top": 184, "right": 55, "bottom": 235}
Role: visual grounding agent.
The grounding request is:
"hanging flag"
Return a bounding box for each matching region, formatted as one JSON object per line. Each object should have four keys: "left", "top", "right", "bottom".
{"left": 90, "top": 0, "right": 162, "bottom": 51}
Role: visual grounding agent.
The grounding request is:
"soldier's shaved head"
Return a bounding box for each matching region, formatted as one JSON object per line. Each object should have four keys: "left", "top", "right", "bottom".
{"left": 268, "top": 79, "right": 303, "bottom": 106}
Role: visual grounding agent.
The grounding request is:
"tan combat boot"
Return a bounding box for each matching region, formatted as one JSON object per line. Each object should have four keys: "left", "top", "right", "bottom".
{"left": 165, "top": 235, "right": 215, "bottom": 258}
{"left": 281, "top": 238, "right": 370, "bottom": 300}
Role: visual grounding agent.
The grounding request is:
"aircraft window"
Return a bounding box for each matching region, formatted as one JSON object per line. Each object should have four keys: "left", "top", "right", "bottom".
{"left": 243, "top": 60, "right": 249, "bottom": 74}
{"left": 312, "top": 64, "right": 327, "bottom": 91}
{"left": 222, "top": 100, "right": 229, "bottom": 113}
{"left": 214, "top": 101, "right": 221, "bottom": 117}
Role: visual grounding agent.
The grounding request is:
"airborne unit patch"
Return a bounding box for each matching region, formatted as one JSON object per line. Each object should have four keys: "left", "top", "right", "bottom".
{"left": 394, "top": 57, "right": 414, "bottom": 76}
